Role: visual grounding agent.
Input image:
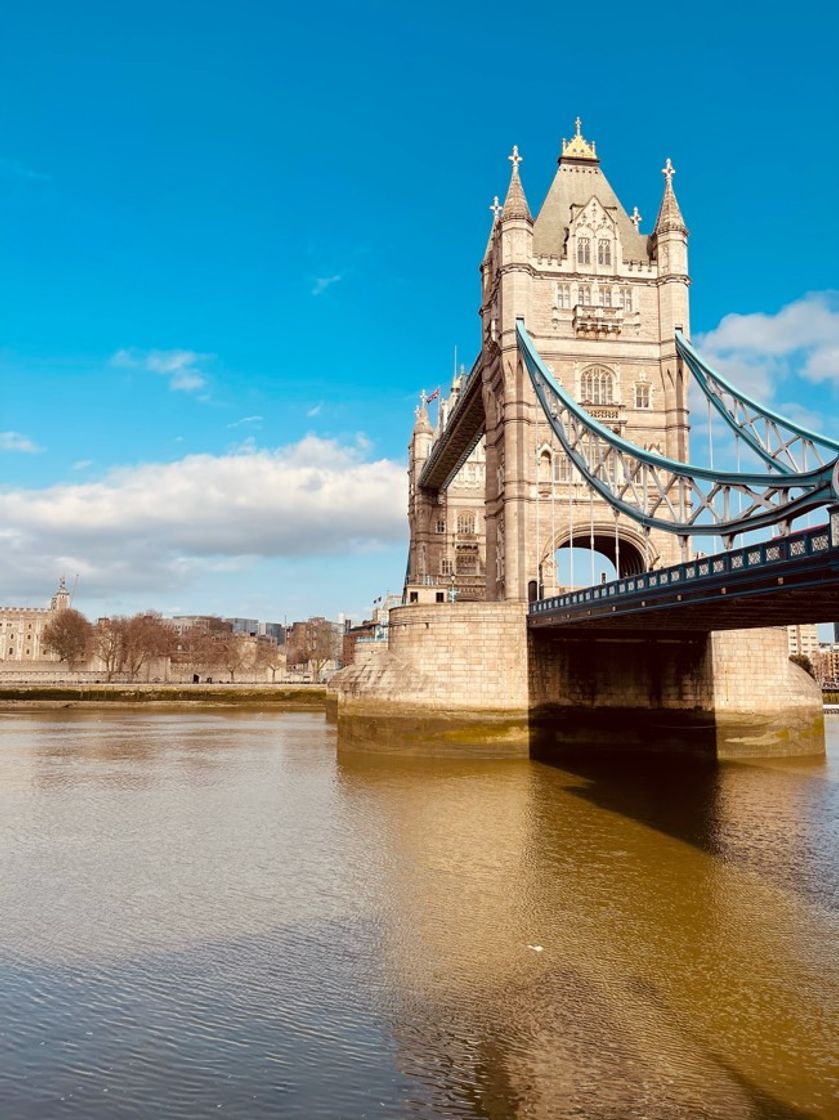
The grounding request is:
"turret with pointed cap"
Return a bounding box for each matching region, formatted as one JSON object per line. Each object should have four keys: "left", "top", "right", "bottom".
{"left": 500, "top": 145, "right": 531, "bottom": 222}
{"left": 653, "top": 158, "right": 687, "bottom": 236}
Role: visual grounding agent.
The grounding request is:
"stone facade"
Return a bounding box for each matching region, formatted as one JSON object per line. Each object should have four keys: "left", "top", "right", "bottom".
{"left": 408, "top": 121, "right": 690, "bottom": 604}
{"left": 0, "top": 578, "right": 71, "bottom": 665}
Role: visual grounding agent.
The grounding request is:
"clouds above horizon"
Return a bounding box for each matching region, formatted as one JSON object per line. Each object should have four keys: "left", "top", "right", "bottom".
{"left": 111, "top": 347, "right": 212, "bottom": 392}
{"left": 696, "top": 291, "right": 839, "bottom": 402}
{"left": 0, "top": 435, "right": 405, "bottom": 605}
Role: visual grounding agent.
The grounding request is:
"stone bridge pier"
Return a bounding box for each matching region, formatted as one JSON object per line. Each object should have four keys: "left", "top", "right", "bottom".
{"left": 328, "top": 604, "right": 824, "bottom": 760}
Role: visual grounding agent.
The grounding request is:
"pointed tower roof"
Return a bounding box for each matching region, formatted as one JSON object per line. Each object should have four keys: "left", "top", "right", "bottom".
{"left": 533, "top": 119, "right": 648, "bottom": 261}
{"left": 653, "top": 158, "right": 687, "bottom": 236}
{"left": 501, "top": 146, "right": 531, "bottom": 222}
{"left": 560, "top": 117, "right": 598, "bottom": 164}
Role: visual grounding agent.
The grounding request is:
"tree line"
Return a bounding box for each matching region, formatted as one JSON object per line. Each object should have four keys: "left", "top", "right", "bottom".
{"left": 42, "top": 610, "right": 287, "bottom": 682}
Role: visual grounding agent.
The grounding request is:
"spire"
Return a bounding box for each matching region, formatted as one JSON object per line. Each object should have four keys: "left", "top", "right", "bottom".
{"left": 559, "top": 117, "right": 598, "bottom": 164}
{"left": 413, "top": 390, "right": 433, "bottom": 436}
{"left": 501, "top": 145, "right": 531, "bottom": 221}
{"left": 653, "top": 158, "right": 687, "bottom": 236}
{"left": 483, "top": 195, "right": 502, "bottom": 258}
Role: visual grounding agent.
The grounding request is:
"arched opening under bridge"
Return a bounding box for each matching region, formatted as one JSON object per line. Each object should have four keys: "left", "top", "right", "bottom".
{"left": 551, "top": 531, "right": 647, "bottom": 591}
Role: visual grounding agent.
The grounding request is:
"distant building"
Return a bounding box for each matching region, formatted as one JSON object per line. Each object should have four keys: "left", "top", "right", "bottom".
{"left": 169, "top": 615, "right": 233, "bottom": 637}
{"left": 226, "top": 617, "right": 260, "bottom": 636}
{"left": 0, "top": 578, "right": 71, "bottom": 664}
{"left": 787, "top": 624, "right": 820, "bottom": 659}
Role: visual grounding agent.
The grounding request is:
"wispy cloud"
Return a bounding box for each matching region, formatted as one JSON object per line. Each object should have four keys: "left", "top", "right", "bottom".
{"left": 0, "top": 157, "right": 49, "bottom": 182}
{"left": 0, "top": 431, "right": 41, "bottom": 453}
{"left": 312, "top": 275, "right": 342, "bottom": 296}
{"left": 306, "top": 402, "right": 324, "bottom": 417}
{"left": 111, "top": 348, "right": 212, "bottom": 392}
{"left": 226, "top": 415, "right": 263, "bottom": 429}
{"left": 72, "top": 459, "right": 93, "bottom": 471}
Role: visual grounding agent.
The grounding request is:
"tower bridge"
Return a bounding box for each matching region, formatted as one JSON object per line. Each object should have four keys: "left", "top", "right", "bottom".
{"left": 330, "top": 121, "right": 838, "bottom": 759}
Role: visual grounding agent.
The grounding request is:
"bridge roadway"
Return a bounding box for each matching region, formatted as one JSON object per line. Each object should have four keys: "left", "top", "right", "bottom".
{"left": 418, "top": 358, "right": 485, "bottom": 491}
{"left": 528, "top": 521, "right": 839, "bottom": 632}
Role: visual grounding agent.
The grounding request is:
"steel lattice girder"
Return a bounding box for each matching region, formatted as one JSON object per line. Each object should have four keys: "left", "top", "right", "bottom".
{"left": 676, "top": 330, "right": 839, "bottom": 475}
{"left": 516, "top": 319, "right": 839, "bottom": 539}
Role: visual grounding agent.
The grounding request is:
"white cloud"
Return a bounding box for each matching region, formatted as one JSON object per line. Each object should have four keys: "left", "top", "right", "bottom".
{"left": 72, "top": 459, "right": 93, "bottom": 471}
{"left": 312, "top": 275, "right": 341, "bottom": 296}
{"left": 226, "top": 415, "right": 263, "bottom": 429}
{"left": 0, "top": 431, "right": 41, "bottom": 453}
{"left": 0, "top": 435, "right": 405, "bottom": 603}
{"left": 697, "top": 291, "right": 839, "bottom": 397}
{"left": 112, "top": 348, "right": 211, "bottom": 392}
{"left": 306, "top": 402, "right": 324, "bottom": 417}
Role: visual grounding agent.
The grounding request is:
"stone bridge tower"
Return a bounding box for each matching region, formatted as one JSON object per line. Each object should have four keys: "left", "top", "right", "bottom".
{"left": 409, "top": 120, "right": 692, "bottom": 605}
{"left": 481, "top": 121, "right": 691, "bottom": 601}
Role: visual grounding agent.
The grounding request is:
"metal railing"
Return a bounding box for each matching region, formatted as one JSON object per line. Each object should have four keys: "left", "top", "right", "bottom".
{"left": 529, "top": 523, "right": 834, "bottom": 618}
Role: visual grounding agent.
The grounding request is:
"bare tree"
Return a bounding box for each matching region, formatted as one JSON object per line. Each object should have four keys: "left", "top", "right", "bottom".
{"left": 94, "top": 617, "right": 127, "bottom": 681}
{"left": 42, "top": 609, "right": 93, "bottom": 669}
{"left": 213, "top": 632, "right": 252, "bottom": 682}
{"left": 305, "top": 619, "right": 341, "bottom": 683}
{"left": 120, "top": 613, "right": 177, "bottom": 681}
{"left": 253, "top": 636, "right": 286, "bottom": 682}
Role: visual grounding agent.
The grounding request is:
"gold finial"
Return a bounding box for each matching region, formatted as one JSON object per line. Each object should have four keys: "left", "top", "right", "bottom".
{"left": 561, "top": 117, "right": 598, "bottom": 162}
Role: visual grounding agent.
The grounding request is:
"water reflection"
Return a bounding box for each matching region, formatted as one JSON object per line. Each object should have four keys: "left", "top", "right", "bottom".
{"left": 0, "top": 710, "right": 835, "bottom": 1118}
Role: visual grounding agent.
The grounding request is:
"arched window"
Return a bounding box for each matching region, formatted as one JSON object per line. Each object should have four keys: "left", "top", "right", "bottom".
{"left": 577, "top": 237, "right": 591, "bottom": 265}
{"left": 580, "top": 366, "right": 615, "bottom": 405}
{"left": 597, "top": 239, "right": 612, "bottom": 266}
{"left": 538, "top": 449, "right": 552, "bottom": 485}
{"left": 456, "top": 510, "right": 476, "bottom": 535}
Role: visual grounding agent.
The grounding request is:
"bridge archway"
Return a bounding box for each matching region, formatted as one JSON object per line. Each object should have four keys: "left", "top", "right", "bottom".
{"left": 545, "top": 524, "right": 651, "bottom": 591}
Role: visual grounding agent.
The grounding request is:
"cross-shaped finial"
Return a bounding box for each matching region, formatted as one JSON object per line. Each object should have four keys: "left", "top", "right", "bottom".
{"left": 575, "top": 116, "right": 582, "bottom": 136}
{"left": 662, "top": 158, "right": 676, "bottom": 184}
{"left": 420, "top": 388, "right": 427, "bottom": 407}
{"left": 508, "top": 145, "right": 522, "bottom": 172}
{"left": 489, "top": 195, "right": 502, "bottom": 219}
{"left": 630, "top": 206, "right": 642, "bottom": 230}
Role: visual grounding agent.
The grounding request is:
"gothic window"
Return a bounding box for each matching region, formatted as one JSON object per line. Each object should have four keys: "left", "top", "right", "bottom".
{"left": 577, "top": 237, "right": 591, "bottom": 265}
{"left": 598, "top": 286, "right": 613, "bottom": 307}
{"left": 435, "top": 518, "right": 446, "bottom": 533}
{"left": 580, "top": 365, "right": 615, "bottom": 405}
{"left": 635, "top": 383, "right": 651, "bottom": 409}
{"left": 456, "top": 510, "right": 476, "bottom": 535}
{"left": 553, "top": 454, "right": 574, "bottom": 483}
{"left": 597, "top": 239, "right": 612, "bottom": 266}
{"left": 440, "top": 558, "right": 453, "bottom": 576}
{"left": 556, "top": 283, "right": 571, "bottom": 309}
{"left": 620, "top": 287, "right": 633, "bottom": 311}
{"left": 578, "top": 284, "right": 592, "bottom": 306}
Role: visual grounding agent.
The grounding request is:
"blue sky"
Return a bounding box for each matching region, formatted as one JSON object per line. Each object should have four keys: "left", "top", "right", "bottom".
{"left": 1, "top": 1, "right": 838, "bottom": 622}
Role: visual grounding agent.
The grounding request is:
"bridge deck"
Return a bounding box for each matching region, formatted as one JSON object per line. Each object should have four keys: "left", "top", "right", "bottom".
{"left": 418, "top": 361, "right": 485, "bottom": 491}
{"left": 529, "top": 523, "right": 839, "bottom": 632}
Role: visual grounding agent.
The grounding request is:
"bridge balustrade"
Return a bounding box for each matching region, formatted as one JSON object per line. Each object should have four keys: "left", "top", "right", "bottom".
{"left": 529, "top": 524, "right": 833, "bottom": 618}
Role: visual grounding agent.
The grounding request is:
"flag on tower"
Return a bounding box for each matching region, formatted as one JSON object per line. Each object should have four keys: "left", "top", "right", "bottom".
{"left": 427, "top": 388, "right": 440, "bottom": 402}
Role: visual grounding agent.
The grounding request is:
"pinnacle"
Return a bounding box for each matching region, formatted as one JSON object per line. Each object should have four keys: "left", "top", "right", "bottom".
{"left": 653, "top": 158, "right": 687, "bottom": 236}
{"left": 501, "top": 145, "right": 532, "bottom": 222}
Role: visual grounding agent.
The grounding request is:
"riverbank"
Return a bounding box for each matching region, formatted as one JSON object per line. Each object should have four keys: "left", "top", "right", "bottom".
{"left": 0, "top": 682, "right": 328, "bottom": 709}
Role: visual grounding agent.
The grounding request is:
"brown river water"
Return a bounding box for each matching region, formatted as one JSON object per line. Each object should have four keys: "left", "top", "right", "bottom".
{"left": 0, "top": 709, "right": 836, "bottom": 1119}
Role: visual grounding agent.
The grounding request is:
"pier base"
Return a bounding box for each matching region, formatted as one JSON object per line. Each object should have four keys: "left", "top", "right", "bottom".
{"left": 328, "top": 605, "right": 824, "bottom": 760}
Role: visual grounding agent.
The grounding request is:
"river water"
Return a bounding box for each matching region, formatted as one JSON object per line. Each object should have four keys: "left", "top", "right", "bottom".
{"left": 0, "top": 709, "right": 836, "bottom": 1119}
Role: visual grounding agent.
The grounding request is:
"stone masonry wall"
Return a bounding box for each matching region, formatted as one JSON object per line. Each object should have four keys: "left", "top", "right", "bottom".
{"left": 330, "top": 602, "right": 530, "bottom": 714}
